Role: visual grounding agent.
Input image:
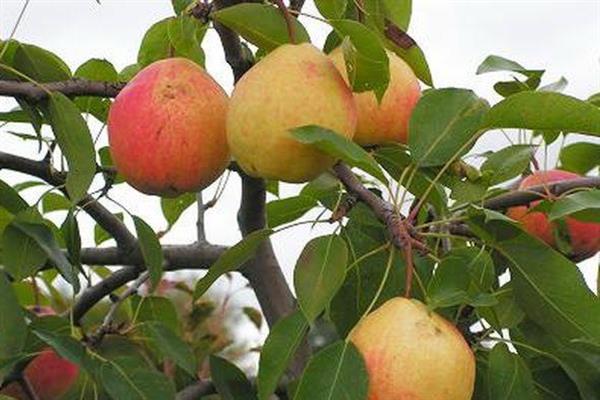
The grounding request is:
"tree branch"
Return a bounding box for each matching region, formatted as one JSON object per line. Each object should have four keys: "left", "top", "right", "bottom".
{"left": 0, "top": 151, "right": 137, "bottom": 252}
{"left": 0, "top": 79, "right": 125, "bottom": 102}
{"left": 483, "top": 176, "right": 600, "bottom": 210}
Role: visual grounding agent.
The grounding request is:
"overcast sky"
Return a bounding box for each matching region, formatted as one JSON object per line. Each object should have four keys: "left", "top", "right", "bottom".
{"left": 1, "top": 0, "right": 599, "bottom": 368}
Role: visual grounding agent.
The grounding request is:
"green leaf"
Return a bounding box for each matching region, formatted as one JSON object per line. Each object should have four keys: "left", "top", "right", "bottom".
{"left": 329, "top": 19, "right": 389, "bottom": 100}
{"left": 160, "top": 192, "right": 196, "bottom": 229}
{"left": 32, "top": 330, "right": 86, "bottom": 365}
{"left": 548, "top": 190, "right": 600, "bottom": 223}
{"left": 468, "top": 215, "right": 600, "bottom": 345}
{"left": 94, "top": 212, "right": 124, "bottom": 245}
{"left": 10, "top": 215, "right": 79, "bottom": 292}
{"left": 194, "top": 229, "right": 273, "bottom": 298}
{"left": 171, "top": 0, "right": 194, "bottom": 15}
{"left": 211, "top": 4, "right": 310, "bottom": 51}
{"left": 481, "top": 145, "right": 535, "bottom": 185}
{"left": 257, "top": 311, "right": 308, "bottom": 400}
{"left": 45, "top": 93, "right": 96, "bottom": 203}
{"left": 130, "top": 295, "right": 180, "bottom": 334}
{"left": 0, "top": 179, "right": 28, "bottom": 214}
{"left": 13, "top": 43, "right": 71, "bottom": 82}
{"left": 1, "top": 222, "right": 46, "bottom": 279}
{"left": 210, "top": 355, "right": 257, "bottom": 400}
{"left": 140, "top": 321, "right": 197, "bottom": 376}
{"left": 266, "top": 195, "right": 316, "bottom": 228}
{"left": 364, "top": 0, "right": 412, "bottom": 31}
{"left": 483, "top": 92, "right": 600, "bottom": 137}
{"left": 0, "top": 274, "right": 28, "bottom": 359}
{"left": 138, "top": 18, "right": 174, "bottom": 67}
{"left": 291, "top": 125, "right": 388, "bottom": 183}
{"left": 167, "top": 14, "right": 206, "bottom": 66}
{"left": 293, "top": 341, "right": 368, "bottom": 400}
{"left": 478, "top": 283, "right": 525, "bottom": 330}
{"left": 61, "top": 210, "right": 81, "bottom": 266}
{"left": 382, "top": 28, "right": 432, "bottom": 87}
{"left": 408, "top": 88, "right": 489, "bottom": 166}
{"left": 119, "top": 64, "right": 141, "bottom": 82}
{"left": 133, "top": 216, "right": 164, "bottom": 290}
{"left": 315, "top": 0, "right": 347, "bottom": 19}
{"left": 426, "top": 255, "right": 471, "bottom": 309}
{"left": 559, "top": 142, "right": 600, "bottom": 174}
{"left": 476, "top": 55, "right": 544, "bottom": 80}
{"left": 539, "top": 77, "right": 568, "bottom": 93}
{"left": 100, "top": 358, "right": 176, "bottom": 400}
{"left": 74, "top": 58, "right": 118, "bottom": 81}
{"left": 41, "top": 192, "right": 72, "bottom": 213}
{"left": 488, "top": 343, "right": 539, "bottom": 400}
{"left": 294, "top": 235, "right": 348, "bottom": 323}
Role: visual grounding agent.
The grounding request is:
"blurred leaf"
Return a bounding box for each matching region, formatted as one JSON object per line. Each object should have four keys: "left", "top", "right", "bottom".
{"left": 488, "top": 343, "right": 539, "bottom": 400}
{"left": 13, "top": 43, "right": 71, "bottom": 82}
{"left": 167, "top": 14, "right": 206, "bottom": 66}
{"left": 539, "top": 77, "right": 568, "bottom": 93}
{"left": 481, "top": 145, "right": 535, "bottom": 185}
{"left": 409, "top": 88, "right": 489, "bottom": 166}
{"left": 41, "top": 192, "right": 72, "bottom": 213}
{"left": 194, "top": 229, "right": 273, "bottom": 298}
{"left": 32, "top": 329, "right": 86, "bottom": 365}
{"left": 140, "top": 321, "right": 197, "bottom": 376}
{"left": 210, "top": 355, "right": 257, "bottom": 400}
{"left": 44, "top": 93, "right": 96, "bottom": 203}
{"left": 242, "top": 307, "right": 263, "bottom": 330}
{"left": 257, "top": 311, "right": 308, "bottom": 400}
{"left": 133, "top": 216, "right": 164, "bottom": 290}
{"left": 138, "top": 18, "right": 173, "bottom": 67}
{"left": 0, "top": 179, "right": 28, "bottom": 213}
{"left": 294, "top": 235, "right": 348, "bottom": 323}
{"left": 266, "top": 195, "right": 316, "bottom": 228}
{"left": 291, "top": 125, "right": 387, "bottom": 184}
{"left": 130, "top": 295, "right": 180, "bottom": 334}
{"left": 2, "top": 222, "right": 47, "bottom": 279}
{"left": 293, "top": 341, "right": 368, "bottom": 400}
{"left": 468, "top": 215, "right": 600, "bottom": 345}
{"left": 119, "top": 64, "right": 141, "bottom": 81}
{"left": 494, "top": 75, "right": 541, "bottom": 98}
{"left": 212, "top": 4, "right": 310, "bottom": 51}
{"left": 60, "top": 210, "right": 81, "bottom": 267}
{"left": 588, "top": 92, "right": 600, "bottom": 107}
{"left": 330, "top": 20, "right": 389, "bottom": 100}
{"left": 171, "top": 0, "right": 194, "bottom": 15}
{"left": 559, "top": 142, "right": 600, "bottom": 174}
{"left": 548, "top": 190, "right": 600, "bottom": 223}
{"left": 364, "top": 0, "right": 412, "bottom": 31}
{"left": 161, "top": 192, "right": 196, "bottom": 229}
{"left": 98, "top": 146, "right": 125, "bottom": 184}
{"left": 100, "top": 357, "right": 176, "bottom": 400}
{"left": 0, "top": 274, "right": 28, "bottom": 359}
{"left": 483, "top": 92, "right": 600, "bottom": 137}
{"left": 94, "top": 212, "right": 124, "bottom": 245}
{"left": 315, "top": 0, "right": 347, "bottom": 19}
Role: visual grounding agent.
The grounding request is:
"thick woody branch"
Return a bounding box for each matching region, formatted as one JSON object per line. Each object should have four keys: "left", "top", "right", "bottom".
{"left": 0, "top": 151, "right": 137, "bottom": 251}
{"left": 483, "top": 176, "right": 600, "bottom": 210}
{"left": 0, "top": 79, "right": 125, "bottom": 102}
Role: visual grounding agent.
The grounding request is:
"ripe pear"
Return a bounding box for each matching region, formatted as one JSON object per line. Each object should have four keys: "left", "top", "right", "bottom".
{"left": 350, "top": 297, "right": 475, "bottom": 400}
{"left": 108, "top": 58, "right": 229, "bottom": 197}
{"left": 507, "top": 169, "right": 600, "bottom": 260}
{"left": 227, "top": 43, "right": 357, "bottom": 183}
{"left": 329, "top": 48, "right": 421, "bottom": 145}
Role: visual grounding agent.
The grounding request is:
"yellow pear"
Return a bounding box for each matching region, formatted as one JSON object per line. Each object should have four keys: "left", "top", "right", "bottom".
{"left": 350, "top": 297, "right": 475, "bottom": 400}
{"left": 227, "top": 43, "right": 357, "bottom": 183}
{"left": 330, "top": 48, "right": 421, "bottom": 145}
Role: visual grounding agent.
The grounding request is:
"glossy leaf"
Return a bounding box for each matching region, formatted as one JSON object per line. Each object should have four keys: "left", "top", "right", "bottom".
{"left": 194, "top": 229, "right": 273, "bottom": 298}
{"left": 45, "top": 93, "right": 96, "bottom": 203}
{"left": 294, "top": 235, "right": 348, "bottom": 322}
{"left": 210, "top": 355, "right": 257, "bottom": 400}
{"left": 211, "top": 4, "right": 310, "bottom": 51}
{"left": 330, "top": 19, "right": 389, "bottom": 100}
{"left": 409, "top": 88, "right": 489, "bottom": 166}
{"left": 488, "top": 343, "right": 539, "bottom": 400}
{"left": 133, "top": 216, "right": 164, "bottom": 290}
{"left": 257, "top": 311, "right": 308, "bottom": 400}
{"left": 293, "top": 341, "right": 368, "bottom": 400}
{"left": 266, "top": 195, "right": 316, "bottom": 228}
{"left": 291, "top": 125, "right": 388, "bottom": 183}
{"left": 483, "top": 92, "right": 600, "bottom": 137}
{"left": 0, "top": 274, "right": 28, "bottom": 359}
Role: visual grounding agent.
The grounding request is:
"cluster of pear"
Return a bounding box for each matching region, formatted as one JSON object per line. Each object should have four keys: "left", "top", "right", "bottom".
{"left": 106, "top": 43, "right": 420, "bottom": 195}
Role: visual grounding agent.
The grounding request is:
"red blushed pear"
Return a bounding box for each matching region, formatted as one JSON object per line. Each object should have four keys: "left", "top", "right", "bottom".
{"left": 507, "top": 170, "right": 600, "bottom": 260}
{"left": 1, "top": 308, "right": 79, "bottom": 400}
{"left": 108, "top": 58, "right": 230, "bottom": 197}
{"left": 329, "top": 48, "right": 421, "bottom": 145}
{"left": 227, "top": 43, "right": 357, "bottom": 183}
{"left": 350, "top": 298, "right": 475, "bottom": 400}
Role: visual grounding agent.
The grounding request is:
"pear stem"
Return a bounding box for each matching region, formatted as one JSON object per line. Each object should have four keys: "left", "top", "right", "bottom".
{"left": 274, "top": 0, "right": 297, "bottom": 44}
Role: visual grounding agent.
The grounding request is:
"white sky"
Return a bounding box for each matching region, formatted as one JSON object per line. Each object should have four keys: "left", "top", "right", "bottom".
{"left": 1, "top": 0, "right": 599, "bottom": 369}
